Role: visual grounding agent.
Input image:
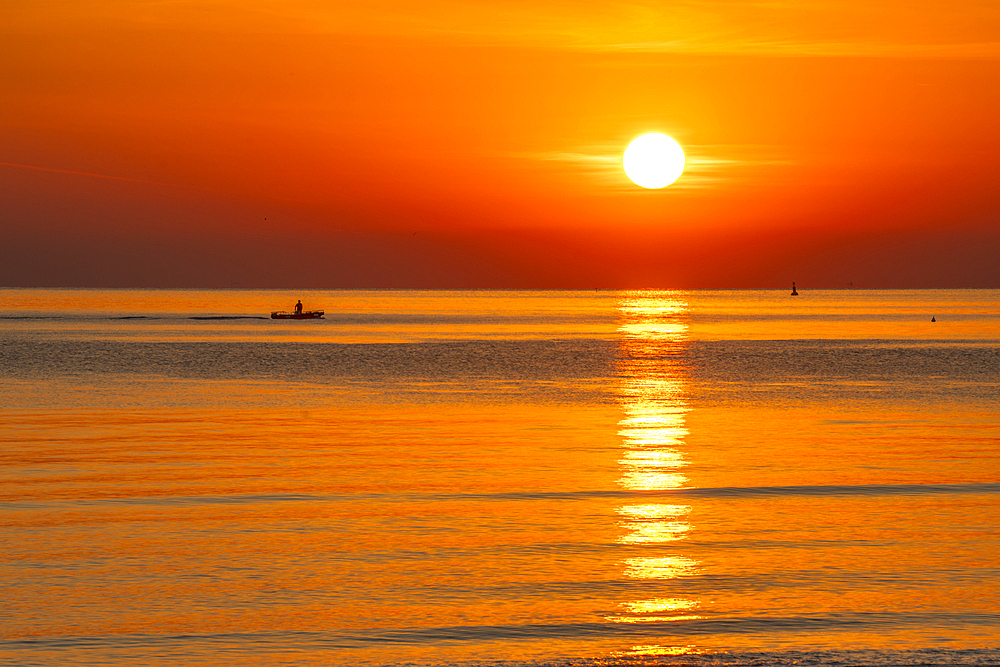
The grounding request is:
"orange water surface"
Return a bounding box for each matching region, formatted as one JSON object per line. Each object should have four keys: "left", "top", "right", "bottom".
{"left": 1, "top": 289, "right": 998, "bottom": 666}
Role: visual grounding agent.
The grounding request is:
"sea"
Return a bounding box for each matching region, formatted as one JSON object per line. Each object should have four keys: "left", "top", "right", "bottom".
{"left": 1, "top": 288, "right": 998, "bottom": 667}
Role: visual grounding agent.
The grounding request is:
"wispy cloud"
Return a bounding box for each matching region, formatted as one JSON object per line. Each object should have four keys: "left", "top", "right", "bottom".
{"left": 11, "top": 0, "right": 997, "bottom": 59}
{"left": 596, "top": 39, "right": 1000, "bottom": 58}
{"left": 0, "top": 161, "right": 182, "bottom": 187}
{"left": 0, "top": 161, "right": 309, "bottom": 202}
{"left": 322, "top": 0, "right": 1000, "bottom": 59}
{"left": 521, "top": 145, "right": 793, "bottom": 191}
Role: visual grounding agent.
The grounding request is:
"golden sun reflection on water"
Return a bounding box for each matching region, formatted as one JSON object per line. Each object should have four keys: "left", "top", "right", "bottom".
{"left": 617, "top": 472, "right": 690, "bottom": 491}
{"left": 615, "top": 644, "right": 703, "bottom": 657}
{"left": 618, "top": 503, "right": 690, "bottom": 519}
{"left": 616, "top": 520, "right": 691, "bottom": 544}
{"left": 622, "top": 597, "right": 701, "bottom": 614}
{"left": 614, "top": 292, "right": 701, "bottom": 626}
{"left": 621, "top": 555, "right": 701, "bottom": 579}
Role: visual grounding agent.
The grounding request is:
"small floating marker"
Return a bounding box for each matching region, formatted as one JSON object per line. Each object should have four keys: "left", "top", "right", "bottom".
{"left": 791, "top": 282, "right": 798, "bottom": 296}
{"left": 931, "top": 316, "right": 936, "bottom": 322}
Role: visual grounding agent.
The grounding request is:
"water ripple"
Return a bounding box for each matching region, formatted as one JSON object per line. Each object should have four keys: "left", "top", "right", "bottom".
{"left": 2, "top": 482, "right": 998, "bottom": 513}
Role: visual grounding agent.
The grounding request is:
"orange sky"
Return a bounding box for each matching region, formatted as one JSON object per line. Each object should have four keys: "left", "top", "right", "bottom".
{"left": 2, "top": 0, "right": 999, "bottom": 287}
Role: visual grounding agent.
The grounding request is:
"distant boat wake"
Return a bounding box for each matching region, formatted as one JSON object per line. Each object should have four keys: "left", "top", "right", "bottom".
{"left": 3, "top": 315, "right": 271, "bottom": 321}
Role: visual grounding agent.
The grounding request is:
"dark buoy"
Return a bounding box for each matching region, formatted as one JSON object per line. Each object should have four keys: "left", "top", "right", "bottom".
{"left": 791, "top": 282, "right": 798, "bottom": 296}
{"left": 931, "top": 316, "right": 936, "bottom": 322}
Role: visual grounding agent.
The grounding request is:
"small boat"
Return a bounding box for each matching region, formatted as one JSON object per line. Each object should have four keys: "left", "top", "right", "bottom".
{"left": 271, "top": 310, "right": 324, "bottom": 319}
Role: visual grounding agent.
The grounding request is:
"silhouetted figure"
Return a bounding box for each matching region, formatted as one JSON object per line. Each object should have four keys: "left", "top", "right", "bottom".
{"left": 791, "top": 282, "right": 798, "bottom": 296}
{"left": 294, "top": 300, "right": 303, "bottom": 314}
{"left": 931, "top": 316, "right": 936, "bottom": 322}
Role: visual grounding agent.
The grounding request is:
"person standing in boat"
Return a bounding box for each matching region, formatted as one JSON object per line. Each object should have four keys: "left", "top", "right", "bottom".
{"left": 294, "top": 300, "right": 303, "bottom": 315}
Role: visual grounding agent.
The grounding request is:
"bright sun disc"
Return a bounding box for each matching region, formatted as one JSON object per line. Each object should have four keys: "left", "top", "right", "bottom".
{"left": 623, "top": 133, "right": 685, "bottom": 189}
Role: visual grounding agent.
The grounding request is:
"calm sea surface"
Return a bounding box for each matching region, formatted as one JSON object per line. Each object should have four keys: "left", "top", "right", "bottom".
{"left": 1, "top": 289, "right": 998, "bottom": 666}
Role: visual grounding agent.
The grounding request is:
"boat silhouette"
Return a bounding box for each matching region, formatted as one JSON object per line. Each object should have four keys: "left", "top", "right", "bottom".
{"left": 271, "top": 310, "right": 324, "bottom": 319}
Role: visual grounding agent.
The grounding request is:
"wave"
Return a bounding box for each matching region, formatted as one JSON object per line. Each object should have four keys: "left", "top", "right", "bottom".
{"left": 6, "top": 482, "right": 997, "bottom": 511}
{"left": 4, "top": 624, "right": 999, "bottom": 660}
{"left": 341, "top": 612, "right": 1000, "bottom": 644}
{"left": 414, "top": 482, "right": 1000, "bottom": 503}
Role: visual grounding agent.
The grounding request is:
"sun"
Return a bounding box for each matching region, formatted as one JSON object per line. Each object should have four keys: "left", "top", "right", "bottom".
{"left": 622, "top": 133, "right": 685, "bottom": 189}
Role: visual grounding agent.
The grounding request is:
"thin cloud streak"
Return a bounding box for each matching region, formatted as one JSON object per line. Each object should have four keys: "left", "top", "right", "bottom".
{"left": 596, "top": 39, "right": 1000, "bottom": 58}
{"left": 12, "top": 1, "right": 998, "bottom": 59}
{"left": 0, "top": 161, "right": 310, "bottom": 203}
{"left": 526, "top": 146, "right": 793, "bottom": 191}
{"left": 0, "top": 161, "right": 184, "bottom": 187}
